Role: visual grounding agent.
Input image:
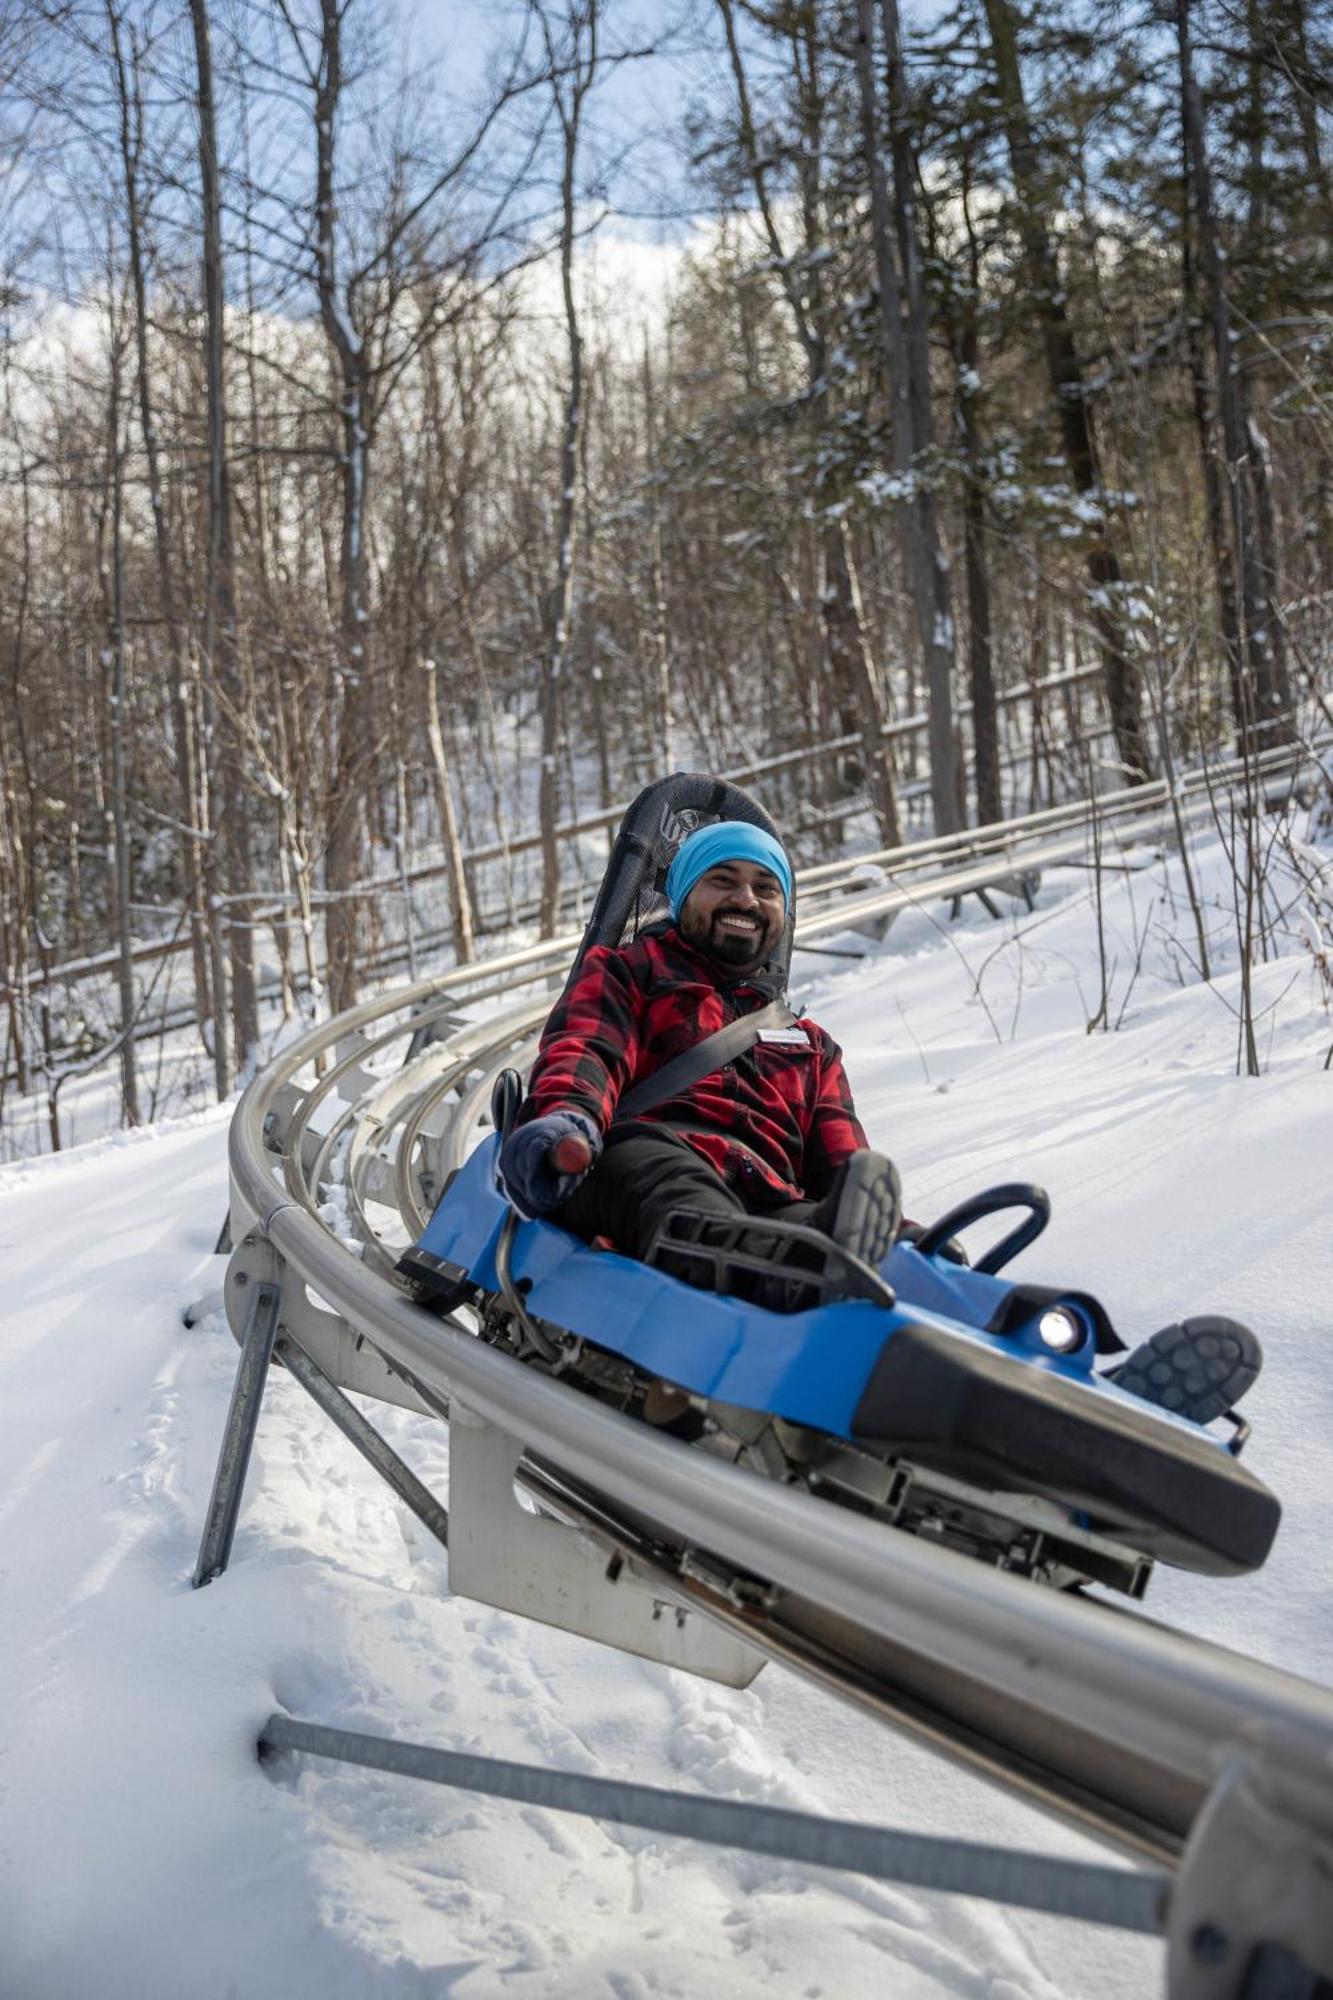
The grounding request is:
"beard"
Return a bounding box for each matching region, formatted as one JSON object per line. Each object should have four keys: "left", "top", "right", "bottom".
{"left": 681, "top": 904, "right": 775, "bottom": 972}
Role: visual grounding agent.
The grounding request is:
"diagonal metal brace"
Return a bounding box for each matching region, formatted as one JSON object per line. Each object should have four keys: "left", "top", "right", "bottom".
{"left": 258, "top": 1712, "right": 1168, "bottom": 1934}
{"left": 275, "top": 1330, "right": 449, "bottom": 1551}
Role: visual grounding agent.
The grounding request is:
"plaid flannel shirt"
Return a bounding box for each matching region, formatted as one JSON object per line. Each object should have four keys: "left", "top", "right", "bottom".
{"left": 524, "top": 929, "right": 868, "bottom": 1202}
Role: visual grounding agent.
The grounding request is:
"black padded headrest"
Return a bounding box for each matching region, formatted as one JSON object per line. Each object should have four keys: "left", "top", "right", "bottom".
{"left": 567, "top": 772, "right": 794, "bottom": 996}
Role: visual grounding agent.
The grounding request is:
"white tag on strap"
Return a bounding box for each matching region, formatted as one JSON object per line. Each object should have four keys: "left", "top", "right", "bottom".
{"left": 757, "top": 1026, "right": 812, "bottom": 1047}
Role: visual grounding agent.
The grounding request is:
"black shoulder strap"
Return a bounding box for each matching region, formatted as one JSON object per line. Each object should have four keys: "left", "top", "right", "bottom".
{"left": 614, "top": 998, "right": 798, "bottom": 1122}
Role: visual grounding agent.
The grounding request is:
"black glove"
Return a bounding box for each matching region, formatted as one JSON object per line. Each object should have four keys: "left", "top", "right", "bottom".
{"left": 499, "top": 1108, "right": 602, "bottom": 1219}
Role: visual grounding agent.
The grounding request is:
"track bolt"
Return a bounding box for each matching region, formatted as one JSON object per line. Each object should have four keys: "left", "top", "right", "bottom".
{"left": 1190, "top": 1923, "right": 1229, "bottom": 1966}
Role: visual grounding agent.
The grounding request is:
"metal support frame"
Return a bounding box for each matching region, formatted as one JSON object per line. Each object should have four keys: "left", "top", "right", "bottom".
{"left": 193, "top": 1276, "right": 282, "bottom": 1587}
{"left": 255, "top": 1709, "right": 1333, "bottom": 1989}
{"left": 223, "top": 1231, "right": 433, "bottom": 1417}
{"left": 258, "top": 1712, "right": 1167, "bottom": 1934}
{"left": 197, "top": 1224, "right": 760, "bottom": 1679}
{"left": 1166, "top": 1733, "right": 1333, "bottom": 1999}
{"left": 446, "top": 1401, "right": 766, "bottom": 1687}
{"left": 194, "top": 1242, "right": 452, "bottom": 1587}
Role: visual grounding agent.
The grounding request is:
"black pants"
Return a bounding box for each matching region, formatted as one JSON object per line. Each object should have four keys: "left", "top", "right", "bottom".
{"left": 556, "top": 1123, "right": 824, "bottom": 1298}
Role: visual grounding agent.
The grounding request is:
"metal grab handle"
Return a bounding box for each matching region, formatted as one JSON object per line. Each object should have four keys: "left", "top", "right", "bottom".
{"left": 914, "top": 1183, "right": 1051, "bottom": 1275}
{"left": 491, "top": 1068, "right": 523, "bottom": 1140}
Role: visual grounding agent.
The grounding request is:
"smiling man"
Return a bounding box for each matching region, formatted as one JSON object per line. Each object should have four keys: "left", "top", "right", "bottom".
{"left": 494, "top": 818, "right": 1266, "bottom": 1423}
{"left": 498, "top": 820, "right": 903, "bottom": 1307}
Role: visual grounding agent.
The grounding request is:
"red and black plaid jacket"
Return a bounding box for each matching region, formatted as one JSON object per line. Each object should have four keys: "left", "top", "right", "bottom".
{"left": 524, "top": 928, "right": 867, "bottom": 1202}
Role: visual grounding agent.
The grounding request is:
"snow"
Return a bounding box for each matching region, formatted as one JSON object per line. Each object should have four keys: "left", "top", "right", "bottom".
{"left": 2, "top": 827, "right": 1331, "bottom": 1997}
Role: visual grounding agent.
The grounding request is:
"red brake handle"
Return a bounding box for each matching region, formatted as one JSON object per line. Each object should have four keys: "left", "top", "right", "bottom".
{"left": 551, "top": 1133, "right": 593, "bottom": 1176}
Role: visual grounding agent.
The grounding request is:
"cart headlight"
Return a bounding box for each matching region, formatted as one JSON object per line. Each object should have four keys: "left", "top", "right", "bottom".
{"left": 1036, "top": 1306, "right": 1084, "bottom": 1353}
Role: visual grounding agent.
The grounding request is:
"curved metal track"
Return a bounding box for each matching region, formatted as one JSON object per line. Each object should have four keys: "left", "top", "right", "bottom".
{"left": 224, "top": 745, "right": 1333, "bottom": 1889}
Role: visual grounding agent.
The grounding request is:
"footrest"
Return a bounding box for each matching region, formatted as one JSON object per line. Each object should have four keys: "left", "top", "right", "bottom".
{"left": 646, "top": 1209, "right": 896, "bottom": 1314}
{"left": 851, "top": 1323, "right": 1281, "bottom": 1575}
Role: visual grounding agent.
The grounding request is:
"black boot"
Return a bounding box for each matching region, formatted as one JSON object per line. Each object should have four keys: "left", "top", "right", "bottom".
{"left": 811, "top": 1150, "right": 902, "bottom": 1269}
{"left": 1109, "top": 1316, "right": 1262, "bottom": 1425}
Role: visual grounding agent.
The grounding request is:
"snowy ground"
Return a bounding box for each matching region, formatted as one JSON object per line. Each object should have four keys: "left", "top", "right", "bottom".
{"left": 2, "top": 822, "right": 1331, "bottom": 1999}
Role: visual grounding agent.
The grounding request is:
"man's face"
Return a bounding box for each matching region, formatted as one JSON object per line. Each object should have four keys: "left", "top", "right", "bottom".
{"left": 678, "top": 858, "right": 787, "bottom": 972}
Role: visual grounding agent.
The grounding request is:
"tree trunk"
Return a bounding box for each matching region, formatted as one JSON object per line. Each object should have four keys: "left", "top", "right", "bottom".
{"left": 189, "top": 0, "right": 258, "bottom": 1072}
{"left": 108, "top": 0, "right": 214, "bottom": 1072}
{"left": 1181, "top": 141, "right": 1241, "bottom": 712}
{"left": 980, "top": 0, "right": 1150, "bottom": 781}
{"left": 1243, "top": 404, "right": 1293, "bottom": 728}
{"left": 538, "top": 2, "right": 596, "bottom": 938}
{"left": 312, "top": 0, "right": 373, "bottom": 1013}
{"left": 421, "top": 658, "right": 475, "bottom": 964}
{"left": 641, "top": 339, "right": 673, "bottom": 770}
{"left": 717, "top": 0, "right": 901, "bottom": 846}
{"left": 961, "top": 417, "right": 999, "bottom": 826}
{"left": 1176, "top": 0, "right": 1291, "bottom": 747}
{"left": 955, "top": 178, "right": 1001, "bottom": 826}
{"left": 104, "top": 317, "right": 140, "bottom": 1128}
{"left": 874, "top": 0, "right": 959, "bottom": 832}
{"left": 822, "top": 523, "right": 902, "bottom": 848}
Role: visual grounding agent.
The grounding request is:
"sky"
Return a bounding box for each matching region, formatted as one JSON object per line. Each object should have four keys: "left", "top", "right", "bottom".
{"left": 403, "top": 0, "right": 718, "bottom": 239}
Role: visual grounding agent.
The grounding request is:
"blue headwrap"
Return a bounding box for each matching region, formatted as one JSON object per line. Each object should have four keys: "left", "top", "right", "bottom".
{"left": 665, "top": 821, "right": 793, "bottom": 921}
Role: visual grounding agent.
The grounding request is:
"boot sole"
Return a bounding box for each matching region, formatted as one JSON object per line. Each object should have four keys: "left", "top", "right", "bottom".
{"left": 829, "top": 1150, "right": 902, "bottom": 1268}
{"left": 1112, "top": 1315, "right": 1262, "bottom": 1426}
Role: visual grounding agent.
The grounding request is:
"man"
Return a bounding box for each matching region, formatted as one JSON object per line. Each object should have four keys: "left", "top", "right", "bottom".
{"left": 499, "top": 820, "right": 902, "bottom": 1302}
{"left": 498, "top": 819, "right": 1262, "bottom": 1424}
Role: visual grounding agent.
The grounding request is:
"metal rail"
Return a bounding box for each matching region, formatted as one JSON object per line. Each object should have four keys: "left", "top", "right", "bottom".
{"left": 209, "top": 741, "right": 1333, "bottom": 1995}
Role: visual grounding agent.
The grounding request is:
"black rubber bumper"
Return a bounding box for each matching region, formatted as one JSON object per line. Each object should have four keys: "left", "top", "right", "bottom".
{"left": 851, "top": 1324, "right": 1281, "bottom": 1576}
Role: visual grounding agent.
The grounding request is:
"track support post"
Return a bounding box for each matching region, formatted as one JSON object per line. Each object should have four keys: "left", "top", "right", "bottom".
{"left": 193, "top": 1229, "right": 453, "bottom": 1590}
{"left": 193, "top": 1270, "right": 283, "bottom": 1587}
{"left": 1166, "top": 1729, "right": 1333, "bottom": 1998}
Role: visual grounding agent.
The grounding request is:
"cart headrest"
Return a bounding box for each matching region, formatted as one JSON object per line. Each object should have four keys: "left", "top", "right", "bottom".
{"left": 567, "top": 772, "right": 794, "bottom": 996}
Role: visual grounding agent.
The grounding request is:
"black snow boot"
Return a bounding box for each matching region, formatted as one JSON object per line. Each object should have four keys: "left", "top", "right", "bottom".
{"left": 812, "top": 1149, "right": 903, "bottom": 1270}
{"left": 645, "top": 1152, "right": 902, "bottom": 1315}
{"left": 1109, "top": 1315, "right": 1263, "bottom": 1426}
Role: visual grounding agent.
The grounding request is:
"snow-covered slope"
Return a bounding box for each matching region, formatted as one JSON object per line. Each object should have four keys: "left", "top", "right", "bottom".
{"left": 2, "top": 833, "right": 1330, "bottom": 2000}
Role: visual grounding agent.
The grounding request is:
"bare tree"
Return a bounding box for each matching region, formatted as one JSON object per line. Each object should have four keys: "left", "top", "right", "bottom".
{"left": 978, "top": 0, "right": 1151, "bottom": 783}
{"left": 105, "top": 0, "right": 215, "bottom": 1074}
{"left": 189, "top": 0, "right": 259, "bottom": 1079}
{"left": 272, "top": 0, "right": 537, "bottom": 1003}
{"left": 536, "top": 0, "right": 598, "bottom": 936}
{"left": 98, "top": 255, "right": 140, "bottom": 1126}
{"left": 1176, "top": 0, "right": 1292, "bottom": 749}
{"left": 852, "top": 0, "right": 959, "bottom": 833}
{"left": 717, "top": 0, "right": 902, "bottom": 847}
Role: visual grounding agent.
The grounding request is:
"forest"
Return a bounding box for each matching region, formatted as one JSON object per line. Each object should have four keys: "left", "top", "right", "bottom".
{"left": 0, "top": 0, "right": 1329, "bottom": 1137}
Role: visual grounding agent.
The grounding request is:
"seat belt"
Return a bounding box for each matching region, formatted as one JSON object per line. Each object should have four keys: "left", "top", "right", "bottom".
{"left": 614, "top": 997, "right": 798, "bottom": 1122}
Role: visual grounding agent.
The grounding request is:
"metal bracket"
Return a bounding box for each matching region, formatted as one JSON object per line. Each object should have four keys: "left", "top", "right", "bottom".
{"left": 446, "top": 1401, "right": 766, "bottom": 1688}
{"left": 196, "top": 1236, "right": 452, "bottom": 1587}
{"left": 1167, "top": 1729, "right": 1333, "bottom": 1998}
{"left": 223, "top": 1234, "right": 432, "bottom": 1417}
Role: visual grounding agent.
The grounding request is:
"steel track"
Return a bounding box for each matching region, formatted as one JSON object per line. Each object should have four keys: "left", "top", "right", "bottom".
{"left": 226, "top": 742, "right": 1333, "bottom": 1875}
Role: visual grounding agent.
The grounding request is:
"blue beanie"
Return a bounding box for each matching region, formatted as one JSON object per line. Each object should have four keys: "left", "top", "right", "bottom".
{"left": 665, "top": 821, "right": 793, "bottom": 921}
